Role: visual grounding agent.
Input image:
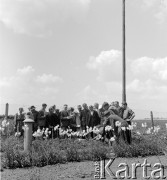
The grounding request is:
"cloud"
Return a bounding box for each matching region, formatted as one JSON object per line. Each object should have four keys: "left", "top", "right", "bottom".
{"left": 86, "top": 49, "right": 167, "bottom": 111}
{"left": 142, "top": 0, "right": 158, "bottom": 8}
{"left": 131, "top": 56, "right": 167, "bottom": 83}
{"left": 0, "top": 66, "right": 63, "bottom": 104}
{"left": 36, "top": 74, "right": 63, "bottom": 83}
{"left": 127, "top": 56, "right": 167, "bottom": 103}
{"left": 17, "top": 66, "right": 35, "bottom": 74}
{"left": 87, "top": 50, "right": 123, "bottom": 81}
{"left": 142, "top": 0, "right": 167, "bottom": 23}
{"left": 0, "top": 0, "right": 91, "bottom": 37}
{"left": 76, "top": 85, "right": 100, "bottom": 103}
{"left": 87, "top": 49, "right": 167, "bottom": 84}
{"left": 76, "top": 82, "right": 123, "bottom": 106}
{"left": 0, "top": 78, "right": 11, "bottom": 87}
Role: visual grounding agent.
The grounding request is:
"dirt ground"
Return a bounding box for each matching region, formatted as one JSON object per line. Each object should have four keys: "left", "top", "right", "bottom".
{"left": 1, "top": 156, "right": 167, "bottom": 180}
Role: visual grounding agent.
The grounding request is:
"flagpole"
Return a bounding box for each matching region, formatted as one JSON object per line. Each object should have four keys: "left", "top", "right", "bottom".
{"left": 122, "top": 0, "right": 126, "bottom": 104}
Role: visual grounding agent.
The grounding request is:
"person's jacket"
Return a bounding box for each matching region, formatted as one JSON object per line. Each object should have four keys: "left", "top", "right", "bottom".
{"left": 60, "top": 110, "right": 70, "bottom": 127}
{"left": 37, "top": 109, "right": 47, "bottom": 127}
{"left": 45, "top": 113, "right": 60, "bottom": 128}
{"left": 89, "top": 110, "right": 100, "bottom": 127}
{"left": 80, "top": 109, "right": 91, "bottom": 127}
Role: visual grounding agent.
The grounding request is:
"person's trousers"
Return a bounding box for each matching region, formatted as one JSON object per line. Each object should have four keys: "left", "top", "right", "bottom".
{"left": 118, "top": 121, "right": 131, "bottom": 144}
{"left": 126, "top": 121, "right": 132, "bottom": 144}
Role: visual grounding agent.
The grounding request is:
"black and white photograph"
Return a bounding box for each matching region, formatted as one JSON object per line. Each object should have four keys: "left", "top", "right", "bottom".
{"left": 0, "top": 0, "right": 167, "bottom": 179}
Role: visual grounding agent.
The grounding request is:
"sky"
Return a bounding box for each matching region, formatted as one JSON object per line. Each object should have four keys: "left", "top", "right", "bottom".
{"left": 0, "top": 0, "right": 167, "bottom": 119}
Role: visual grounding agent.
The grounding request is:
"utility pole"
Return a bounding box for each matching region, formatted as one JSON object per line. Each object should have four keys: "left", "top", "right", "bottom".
{"left": 122, "top": 0, "right": 126, "bottom": 104}
{"left": 5, "top": 103, "right": 9, "bottom": 119}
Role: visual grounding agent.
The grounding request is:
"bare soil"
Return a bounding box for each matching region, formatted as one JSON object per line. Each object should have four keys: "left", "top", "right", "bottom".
{"left": 1, "top": 156, "right": 167, "bottom": 180}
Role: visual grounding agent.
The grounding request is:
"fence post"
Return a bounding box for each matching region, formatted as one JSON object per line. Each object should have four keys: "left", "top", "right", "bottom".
{"left": 5, "top": 103, "right": 9, "bottom": 119}
{"left": 150, "top": 111, "right": 154, "bottom": 130}
{"left": 23, "top": 118, "right": 34, "bottom": 152}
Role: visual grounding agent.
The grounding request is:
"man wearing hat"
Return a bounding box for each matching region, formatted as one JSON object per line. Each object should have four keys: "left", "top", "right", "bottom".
{"left": 37, "top": 103, "right": 48, "bottom": 130}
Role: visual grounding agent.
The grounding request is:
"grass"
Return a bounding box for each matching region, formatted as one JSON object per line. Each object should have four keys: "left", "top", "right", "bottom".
{"left": 0, "top": 118, "right": 167, "bottom": 169}
{"left": 113, "top": 132, "right": 165, "bottom": 157}
{"left": 1, "top": 137, "right": 112, "bottom": 168}
{"left": 1, "top": 131, "right": 167, "bottom": 169}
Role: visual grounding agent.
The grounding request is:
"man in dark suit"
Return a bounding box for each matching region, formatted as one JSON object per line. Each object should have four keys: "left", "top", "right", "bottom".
{"left": 89, "top": 105, "right": 100, "bottom": 128}
{"left": 55, "top": 109, "right": 61, "bottom": 121}
{"left": 80, "top": 103, "right": 90, "bottom": 131}
{"left": 69, "top": 107, "right": 77, "bottom": 132}
{"left": 60, "top": 104, "right": 70, "bottom": 130}
{"left": 46, "top": 107, "right": 60, "bottom": 127}
{"left": 30, "top": 106, "right": 39, "bottom": 132}
{"left": 37, "top": 103, "right": 48, "bottom": 129}
{"left": 46, "top": 106, "right": 60, "bottom": 138}
{"left": 89, "top": 105, "right": 100, "bottom": 138}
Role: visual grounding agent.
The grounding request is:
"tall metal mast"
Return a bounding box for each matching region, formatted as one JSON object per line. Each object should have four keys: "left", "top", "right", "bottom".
{"left": 122, "top": 0, "right": 126, "bottom": 104}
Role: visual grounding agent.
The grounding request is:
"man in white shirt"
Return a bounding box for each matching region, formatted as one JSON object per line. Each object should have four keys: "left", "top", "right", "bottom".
{"left": 122, "top": 102, "right": 135, "bottom": 122}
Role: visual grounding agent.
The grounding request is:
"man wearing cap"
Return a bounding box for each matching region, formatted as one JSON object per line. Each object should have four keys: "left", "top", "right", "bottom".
{"left": 122, "top": 102, "right": 135, "bottom": 144}
{"left": 30, "top": 106, "right": 39, "bottom": 132}
{"left": 60, "top": 104, "right": 70, "bottom": 130}
{"left": 37, "top": 103, "right": 48, "bottom": 130}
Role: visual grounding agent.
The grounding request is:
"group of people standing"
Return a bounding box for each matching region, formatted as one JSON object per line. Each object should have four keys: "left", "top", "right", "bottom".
{"left": 14, "top": 101, "right": 135, "bottom": 143}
